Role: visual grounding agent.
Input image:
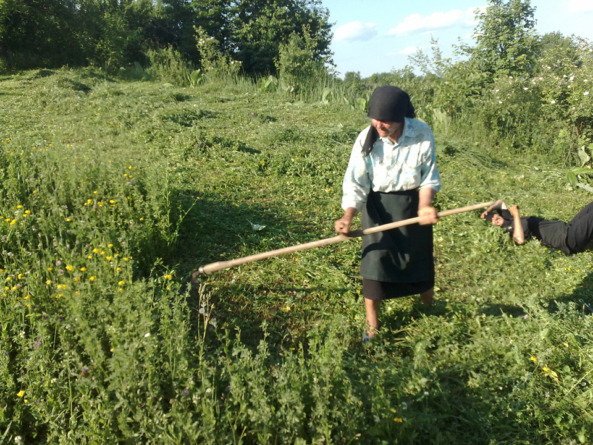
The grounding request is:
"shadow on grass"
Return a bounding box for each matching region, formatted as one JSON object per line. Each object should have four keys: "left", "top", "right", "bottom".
{"left": 171, "top": 189, "right": 330, "bottom": 277}
{"left": 541, "top": 269, "right": 593, "bottom": 315}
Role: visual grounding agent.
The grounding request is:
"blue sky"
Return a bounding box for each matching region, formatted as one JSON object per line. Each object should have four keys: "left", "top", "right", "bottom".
{"left": 319, "top": 0, "right": 593, "bottom": 77}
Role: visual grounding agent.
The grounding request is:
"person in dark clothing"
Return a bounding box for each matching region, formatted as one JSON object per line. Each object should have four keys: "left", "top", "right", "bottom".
{"left": 481, "top": 200, "right": 593, "bottom": 254}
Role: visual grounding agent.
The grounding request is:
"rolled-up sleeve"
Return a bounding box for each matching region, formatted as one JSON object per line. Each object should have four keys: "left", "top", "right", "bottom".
{"left": 342, "top": 138, "right": 371, "bottom": 212}
{"left": 418, "top": 133, "right": 441, "bottom": 192}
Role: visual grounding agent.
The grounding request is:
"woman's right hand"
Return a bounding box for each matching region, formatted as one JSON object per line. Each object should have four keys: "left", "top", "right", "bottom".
{"left": 335, "top": 207, "right": 358, "bottom": 234}
{"left": 334, "top": 216, "right": 352, "bottom": 234}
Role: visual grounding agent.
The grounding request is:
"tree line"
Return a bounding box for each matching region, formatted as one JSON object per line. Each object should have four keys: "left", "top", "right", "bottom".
{"left": 0, "top": 0, "right": 333, "bottom": 74}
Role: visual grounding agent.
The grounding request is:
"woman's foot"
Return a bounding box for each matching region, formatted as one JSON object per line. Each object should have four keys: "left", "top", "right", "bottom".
{"left": 420, "top": 288, "right": 434, "bottom": 306}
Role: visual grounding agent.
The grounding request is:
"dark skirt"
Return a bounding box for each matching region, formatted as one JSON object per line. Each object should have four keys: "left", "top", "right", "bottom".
{"left": 360, "top": 189, "right": 434, "bottom": 300}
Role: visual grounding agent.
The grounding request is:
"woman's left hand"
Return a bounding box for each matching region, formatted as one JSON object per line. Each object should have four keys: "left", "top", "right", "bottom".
{"left": 418, "top": 206, "right": 438, "bottom": 225}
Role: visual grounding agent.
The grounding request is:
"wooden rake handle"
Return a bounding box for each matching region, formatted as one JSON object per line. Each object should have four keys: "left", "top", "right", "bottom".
{"left": 195, "top": 201, "right": 495, "bottom": 276}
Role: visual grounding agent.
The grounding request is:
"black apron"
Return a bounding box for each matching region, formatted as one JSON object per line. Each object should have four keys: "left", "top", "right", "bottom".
{"left": 360, "top": 190, "right": 434, "bottom": 285}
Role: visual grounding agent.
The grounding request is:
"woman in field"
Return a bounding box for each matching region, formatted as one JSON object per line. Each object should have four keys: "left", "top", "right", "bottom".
{"left": 334, "top": 86, "right": 441, "bottom": 340}
{"left": 481, "top": 199, "right": 593, "bottom": 254}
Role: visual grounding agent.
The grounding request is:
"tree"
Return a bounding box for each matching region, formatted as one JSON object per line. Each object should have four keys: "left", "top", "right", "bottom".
{"left": 0, "top": 0, "right": 83, "bottom": 68}
{"left": 460, "top": 0, "right": 539, "bottom": 79}
{"left": 229, "top": 0, "right": 333, "bottom": 75}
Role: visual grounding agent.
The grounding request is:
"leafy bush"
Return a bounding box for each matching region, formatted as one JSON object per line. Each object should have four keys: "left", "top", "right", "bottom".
{"left": 276, "top": 30, "right": 327, "bottom": 94}
{"left": 146, "top": 47, "right": 192, "bottom": 86}
{"left": 195, "top": 27, "right": 242, "bottom": 81}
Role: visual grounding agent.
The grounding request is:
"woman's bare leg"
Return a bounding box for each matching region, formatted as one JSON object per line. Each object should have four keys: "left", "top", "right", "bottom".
{"left": 420, "top": 288, "right": 434, "bottom": 306}
{"left": 364, "top": 298, "right": 381, "bottom": 337}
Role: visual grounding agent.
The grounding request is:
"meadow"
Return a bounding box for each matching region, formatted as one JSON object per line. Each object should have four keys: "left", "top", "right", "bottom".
{"left": 1, "top": 68, "right": 593, "bottom": 444}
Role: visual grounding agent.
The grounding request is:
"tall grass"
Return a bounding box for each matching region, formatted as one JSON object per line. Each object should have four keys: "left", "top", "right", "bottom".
{"left": 1, "top": 67, "right": 593, "bottom": 443}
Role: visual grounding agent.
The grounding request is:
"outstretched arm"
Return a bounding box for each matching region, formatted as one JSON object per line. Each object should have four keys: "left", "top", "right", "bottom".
{"left": 509, "top": 205, "right": 525, "bottom": 245}
{"left": 481, "top": 200, "right": 507, "bottom": 219}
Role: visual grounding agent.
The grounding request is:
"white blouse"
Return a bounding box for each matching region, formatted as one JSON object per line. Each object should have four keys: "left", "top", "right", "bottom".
{"left": 341, "top": 118, "right": 442, "bottom": 212}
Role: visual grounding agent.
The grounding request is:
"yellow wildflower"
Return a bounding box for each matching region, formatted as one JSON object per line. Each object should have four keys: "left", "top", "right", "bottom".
{"left": 45, "top": 280, "right": 51, "bottom": 285}
{"left": 164, "top": 274, "right": 173, "bottom": 279}
{"left": 66, "top": 265, "right": 74, "bottom": 271}
{"left": 90, "top": 276, "right": 96, "bottom": 281}
{"left": 106, "top": 256, "right": 112, "bottom": 261}
{"left": 92, "top": 248, "right": 99, "bottom": 254}
{"left": 80, "top": 267, "right": 86, "bottom": 272}
{"left": 118, "top": 280, "right": 125, "bottom": 286}
{"left": 530, "top": 357, "right": 537, "bottom": 362}
{"left": 17, "top": 390, "right": 25, "bottom": 397}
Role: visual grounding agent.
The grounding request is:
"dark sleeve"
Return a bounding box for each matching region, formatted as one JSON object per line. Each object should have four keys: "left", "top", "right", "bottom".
{"left": 499, "top": 209, "right": 512, "bottom": 220}
{"left": 507, "top": 217, "right": 532, "bottom": 239}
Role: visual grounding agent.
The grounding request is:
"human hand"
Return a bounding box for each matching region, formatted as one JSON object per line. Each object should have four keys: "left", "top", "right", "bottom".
{"left": 509, "top": 205, "right": 520, "bottom": 216}
{"left": 418, "top": 206, "right": 438, "bottom": 225}
{"left": 334, "top": 216, "right": 352, "bottom": 234}
{"left": 480, "top": 210, "right": 489, "bottom": 219}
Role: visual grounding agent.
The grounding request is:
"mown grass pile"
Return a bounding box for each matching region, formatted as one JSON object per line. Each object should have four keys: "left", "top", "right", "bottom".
{"left": 1, "top": 68, "right": 593, "bottom": 444}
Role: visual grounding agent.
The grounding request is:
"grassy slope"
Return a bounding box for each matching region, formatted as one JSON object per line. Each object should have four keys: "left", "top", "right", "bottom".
{"left": 1, "top": 69, "right": 593, "bottom": 444}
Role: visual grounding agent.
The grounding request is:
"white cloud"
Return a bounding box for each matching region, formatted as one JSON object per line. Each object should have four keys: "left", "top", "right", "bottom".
{"left": 388, "top": 6, "right": 485, "bottom": 36}
{"left": 566, "top": 0, "right": 593, "bottom": 12}
{"left": 399, "top": 46, "right": 423, "bottom": 55}
{"left": 334, "top": 21, "right": 378, "bottom": 42}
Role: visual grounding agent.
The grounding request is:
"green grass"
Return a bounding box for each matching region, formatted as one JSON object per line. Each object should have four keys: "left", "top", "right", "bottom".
{"left": 1, "top": 67, "right": 593, "bottom": 444}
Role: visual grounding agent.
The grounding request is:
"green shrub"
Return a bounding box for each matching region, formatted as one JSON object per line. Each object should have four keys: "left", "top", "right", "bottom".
{"left": 146, "top": 47, "right": 192, "bottom": 86}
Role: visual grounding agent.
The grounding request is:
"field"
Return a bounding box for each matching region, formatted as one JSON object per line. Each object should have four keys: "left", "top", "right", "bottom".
{"left": 1, "top": 68, "right": 593, "bottom": 444}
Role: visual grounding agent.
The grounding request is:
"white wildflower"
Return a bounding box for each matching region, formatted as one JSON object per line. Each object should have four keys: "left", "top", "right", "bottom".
{"left": 585, "top": 92, "right": 590, "bottom": 96}
{"left": 144, "top": 332, "right": 150, "bottom": 338}
{"left": 551, "top": 100, "right": 556, "bottom": 104}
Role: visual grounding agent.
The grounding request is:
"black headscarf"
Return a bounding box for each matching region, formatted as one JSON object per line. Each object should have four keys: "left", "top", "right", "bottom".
{"left": 363, "top": 86, "right": 416, "bottom": 156}
{"left": 484, "top": 209, "right": 513, "bottom": 229}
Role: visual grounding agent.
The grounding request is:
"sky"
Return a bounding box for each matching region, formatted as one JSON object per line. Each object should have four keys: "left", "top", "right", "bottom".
{"left": 319, "top": 0, "right": 593, "bottom": 77}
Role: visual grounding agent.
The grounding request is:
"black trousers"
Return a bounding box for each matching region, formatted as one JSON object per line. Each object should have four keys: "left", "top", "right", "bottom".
{"left": 566, "top": 202, "right": 593, "bottom": 253}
